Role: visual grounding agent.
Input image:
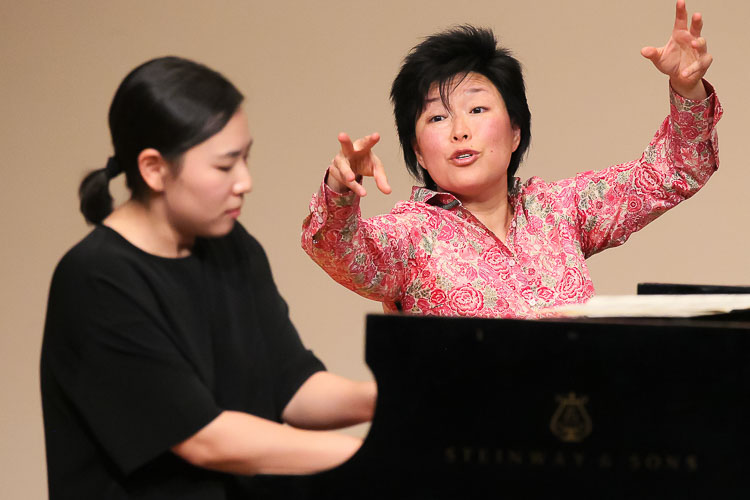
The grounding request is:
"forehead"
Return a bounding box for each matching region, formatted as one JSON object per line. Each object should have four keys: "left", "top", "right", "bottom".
{"left": 424, "top": 72, "right": 500, "bottom": 102}
{"left": 179, "top": 108, "right": 252, "bottom": 164}
{"left": 205, "top": 109, "right": 252, "bottom": 148}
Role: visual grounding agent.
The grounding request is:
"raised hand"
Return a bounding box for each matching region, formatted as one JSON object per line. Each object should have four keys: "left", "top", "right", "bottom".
{"left": 641, "top": 0, "right": 712, "bottom": 100}
{"left": 326, "top": 132, "right": 392, "bottom": 197}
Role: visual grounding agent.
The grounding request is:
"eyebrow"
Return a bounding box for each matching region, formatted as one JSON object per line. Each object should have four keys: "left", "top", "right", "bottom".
{"left": 216, "top": 140, "right": 253, "bottom": 159}
{"left": 424, "top": 87, "right": 489, "bottom": 105}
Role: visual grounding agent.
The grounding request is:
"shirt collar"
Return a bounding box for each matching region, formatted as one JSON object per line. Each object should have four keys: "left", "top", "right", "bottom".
{"left": 410, "top": 177, "right": 523, "bottom": 210}
{"left": 410, "top": 186, "right": 459, "bottom": 208}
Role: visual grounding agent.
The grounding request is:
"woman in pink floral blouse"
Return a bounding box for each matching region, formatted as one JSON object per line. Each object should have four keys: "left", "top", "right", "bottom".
{"left": 302, "top": 1, "right": 721, "bottom": 319}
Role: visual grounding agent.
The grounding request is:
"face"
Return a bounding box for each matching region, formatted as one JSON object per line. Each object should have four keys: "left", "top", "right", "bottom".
{"left": 413, "top": 73, "right": 520, "bottom": 202}
{"left": 161, "top": 108, "right": 253, "bottom": 240}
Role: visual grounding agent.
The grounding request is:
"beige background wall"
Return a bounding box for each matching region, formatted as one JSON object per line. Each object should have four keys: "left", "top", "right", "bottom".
{"left": 2, "top": 0, "right": 748, "bottom": 496}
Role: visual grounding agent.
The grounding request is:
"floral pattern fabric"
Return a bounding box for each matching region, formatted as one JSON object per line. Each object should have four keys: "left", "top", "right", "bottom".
{"left": 302, "top": 84, "right": 722, "bottom": 319}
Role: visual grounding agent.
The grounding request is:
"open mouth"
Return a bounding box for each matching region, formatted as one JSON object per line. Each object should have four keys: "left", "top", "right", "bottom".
{"left": 451, "top": 150, "right": 478, "bottom": 164}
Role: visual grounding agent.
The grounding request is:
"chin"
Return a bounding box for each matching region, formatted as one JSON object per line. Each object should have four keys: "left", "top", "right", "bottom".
{"left": 201, "top": 220, "right": 236, "bottom": 239}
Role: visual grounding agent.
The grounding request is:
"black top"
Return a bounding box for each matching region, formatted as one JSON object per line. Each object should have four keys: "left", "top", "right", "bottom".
{"left": 40, "top": 223, "right": 325, "bottom": 499}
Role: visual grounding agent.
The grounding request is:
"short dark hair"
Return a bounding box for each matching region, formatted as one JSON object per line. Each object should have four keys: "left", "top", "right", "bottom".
{"left": 78, "top": 56, "right": 244, "bottom": 224}
{"left": 390, "top": 25, "right": 531, "bottom": 191}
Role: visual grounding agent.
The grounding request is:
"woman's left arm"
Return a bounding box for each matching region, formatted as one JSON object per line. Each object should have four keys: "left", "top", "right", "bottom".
{"left": 282, "top": 373, "right": 377, "bottom": 430}
{"left": 572, "top": 0, "right": 721, "bottom": 257}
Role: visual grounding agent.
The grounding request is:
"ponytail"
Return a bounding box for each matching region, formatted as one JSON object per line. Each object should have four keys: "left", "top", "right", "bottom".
{"left": 78, "top": 156, "right": 121, "bottom": 225}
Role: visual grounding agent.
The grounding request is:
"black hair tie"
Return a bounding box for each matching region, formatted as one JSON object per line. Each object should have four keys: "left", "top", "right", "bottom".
{"left": 105, "top": 156, "right": 122, "bottom": 179}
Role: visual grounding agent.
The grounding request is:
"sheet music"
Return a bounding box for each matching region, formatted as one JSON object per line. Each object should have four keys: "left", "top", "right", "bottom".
{"left": 547, "top": 294, "right": 750, "bottom": 318}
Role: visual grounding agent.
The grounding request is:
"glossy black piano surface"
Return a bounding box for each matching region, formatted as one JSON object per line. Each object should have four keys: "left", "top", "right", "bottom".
{"left": 637, "top": 282, "right": 750, "bottom": 295}
{"left": 253, "top": 314, "right": 750, "bottom": 499}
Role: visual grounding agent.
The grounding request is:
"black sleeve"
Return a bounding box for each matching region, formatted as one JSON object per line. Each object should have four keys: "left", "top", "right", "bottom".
{"left": 42, "top": 250, "right": 223, "bottom": 476}
{"left": 237, "top": 227, "right": 326, "bottom": 417}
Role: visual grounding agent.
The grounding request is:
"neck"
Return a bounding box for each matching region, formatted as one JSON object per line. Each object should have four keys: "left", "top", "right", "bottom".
{"left": 103, "top": 199, "right": 194, "bottom": 258}
{"left": 457, "top": 187, "right": 512, "bottom": 243}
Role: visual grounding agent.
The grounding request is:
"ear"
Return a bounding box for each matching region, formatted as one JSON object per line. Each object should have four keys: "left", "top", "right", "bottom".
{"left": 137, "top": 148, "right": 169, "bottom": 192}
{"left": 511, "top": 124, "right": 521, "bottom": 153}
{"left": 412, "top": 140, "right": 424, "bottom": 166}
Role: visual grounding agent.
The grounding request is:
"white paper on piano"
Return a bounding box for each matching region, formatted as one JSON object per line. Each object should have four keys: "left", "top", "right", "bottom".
{"left": 546, "top": 294, "right": 750, "bottom": 318}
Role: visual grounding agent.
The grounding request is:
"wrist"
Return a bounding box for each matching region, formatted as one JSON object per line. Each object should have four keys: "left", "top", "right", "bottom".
{"left": 325, "top": 168, "right": 353, "bottom": 194}
{"left": 326, "top": 177, "right": 350, "bottom": 194}
{"left": 353, "top": 380, "right": 377, "bottom": 423}
{"left": 670, "top": 78, "right": 707, "bottom": 101}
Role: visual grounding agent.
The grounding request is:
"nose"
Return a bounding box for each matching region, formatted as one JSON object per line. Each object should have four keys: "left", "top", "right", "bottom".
{"left": 233, "top": 161, "right": 252, "bottom": 195}
{"left": 451, "top": 113, "right": 470, "bottom": 142}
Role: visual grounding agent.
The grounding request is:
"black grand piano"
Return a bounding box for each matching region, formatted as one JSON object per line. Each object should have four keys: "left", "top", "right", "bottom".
{"left": 254, "top": 287, "right": 750, "bottom": 499}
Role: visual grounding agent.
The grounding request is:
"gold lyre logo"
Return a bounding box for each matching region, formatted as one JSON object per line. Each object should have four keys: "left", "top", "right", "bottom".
{"left": 550, "top": 392, "right": 592, "bottom": 443}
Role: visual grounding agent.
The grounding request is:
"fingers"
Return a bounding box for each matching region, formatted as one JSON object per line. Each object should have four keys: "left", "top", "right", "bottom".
{"left": 339, "top": 132, "right": 381, "bottom": 159}
{"left": 680, "top": 34, "right": 709, "bottom": 78}
{"left": 371, "top": 156, "right": 392, "bottom": 195}
{"left": 330, "top": 154, "right": 367, "bottom": 197}
{"left": 673, "top": 0, "right": 688, "bottom": 32}
{"left": 338, "top": 132, "right": 355, "bottom": 158}
{"left": 351, "top": 133, "right": 381, "bottom": 156}
{"left": 689, "top": 12, "right": 703, "bottom": 38}
{"left": 331, "top": 131, "right": 386, "bottom": 197}
{"left": 691, "top": 36, "right": 708, "bottom": 55}
{"left": 331, "top": 154, "right": 356, "bottom": 184}
{"left": 681, "top": 53, "right": 713, "bottom": 79}
{"left": 640, "top": 46, "right": 661, "bottom": 62}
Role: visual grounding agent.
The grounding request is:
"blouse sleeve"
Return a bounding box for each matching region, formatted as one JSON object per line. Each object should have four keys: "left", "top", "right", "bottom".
{"left": 301, "top": 175, "right": 413, "bottom": 304}
{"left": 572, "top": 80, "right": 722, "bottom": 257}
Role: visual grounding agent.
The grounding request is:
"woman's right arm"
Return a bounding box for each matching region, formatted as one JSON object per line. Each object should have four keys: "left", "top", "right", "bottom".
{"left": 302, "top": 133, "right": 411, "bottom": 304}
{"left": 173, "top": 372, "right": 377, "bottom": 475}
{"left": 171, "top": 411, "right": 361, "bottom": 476}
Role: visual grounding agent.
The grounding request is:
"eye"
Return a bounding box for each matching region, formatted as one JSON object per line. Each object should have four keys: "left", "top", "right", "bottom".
{"left": 470, "top": 106, "right": 487, "bottom": 114}
{"left": 428, "top": 115, "right": 446, "bottom": 123}
{"left": 216, "top": 165, "right": 233, "bottom": 172}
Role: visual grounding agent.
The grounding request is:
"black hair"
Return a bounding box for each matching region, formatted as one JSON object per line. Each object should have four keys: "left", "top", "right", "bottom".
{"left": 78, "top": 56, "right": 244, "bottom": 224}
{"left": 390, "top": 25, "right": 531, "bottom": 191}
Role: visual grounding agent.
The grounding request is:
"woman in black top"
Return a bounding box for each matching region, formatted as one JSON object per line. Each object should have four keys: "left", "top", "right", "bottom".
{"left": 40, "top": 56, "right": 375, "bottom": 499}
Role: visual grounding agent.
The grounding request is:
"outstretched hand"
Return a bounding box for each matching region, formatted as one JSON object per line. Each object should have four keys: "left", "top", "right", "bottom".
{"left": 641, "top": 0, "right": 712, "bottom": 100}
{"left": 326, "top": 132, "right": 392, "bottom": 197}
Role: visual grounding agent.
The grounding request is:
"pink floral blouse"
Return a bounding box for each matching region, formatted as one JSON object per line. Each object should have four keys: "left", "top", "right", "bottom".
{"left": 302, "top": 85, "right": 722, "bottom": 318}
